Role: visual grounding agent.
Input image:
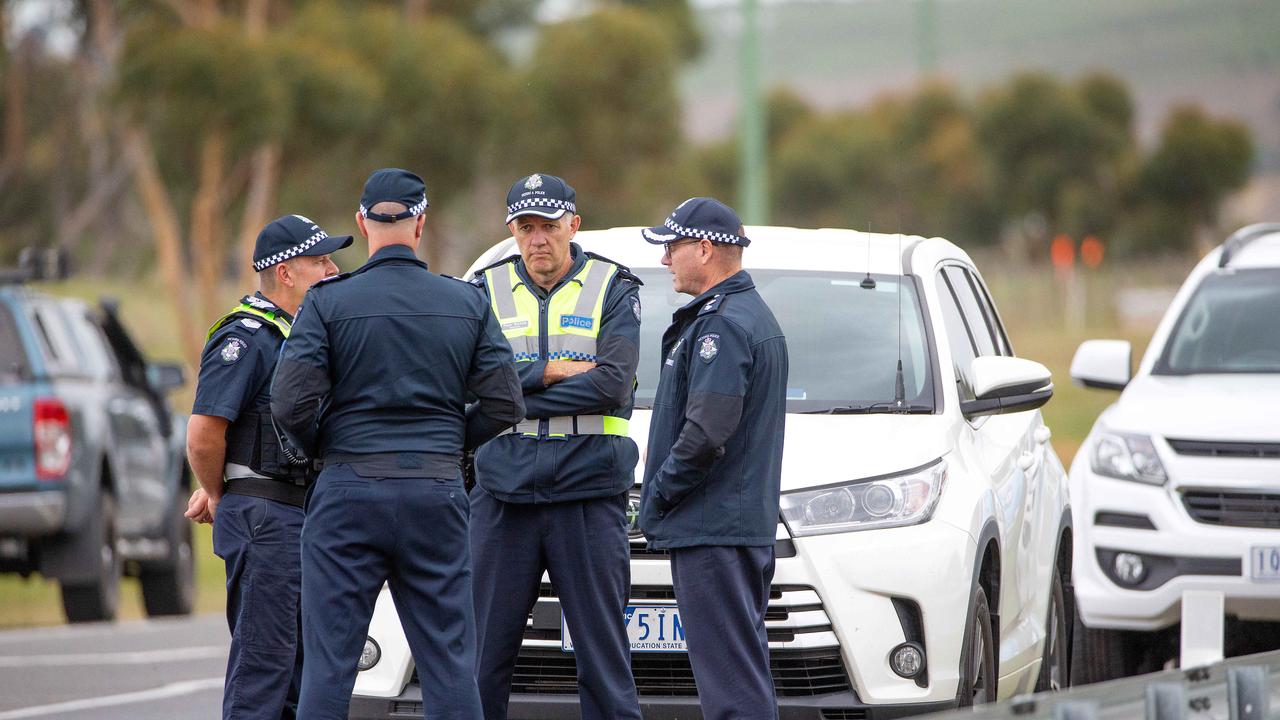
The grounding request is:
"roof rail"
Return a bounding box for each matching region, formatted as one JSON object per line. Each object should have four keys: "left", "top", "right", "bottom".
{"left": 1218, "top": 223, "right": 1280, "bottom": 268}
{"left": 0, "top": 248, "right": 73, "bottom": 285}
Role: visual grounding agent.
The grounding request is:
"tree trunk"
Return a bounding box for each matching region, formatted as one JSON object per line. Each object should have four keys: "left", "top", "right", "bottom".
{"left": 128, "top": 129, "right": 203, "bottom": 367}
{"left": 1, "top": 37, "right": 29, "bottom": 183}
{"left": 190, "top": 127, "right": 229, "bottom": 322}
{"left": 236, "top": 143, "right": 281, "bottom": 289}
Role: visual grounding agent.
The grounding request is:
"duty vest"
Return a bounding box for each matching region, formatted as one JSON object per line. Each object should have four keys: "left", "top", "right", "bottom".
{"left": 484, "top": 258, "right": 630, "bottom": 439}
{"left": 207, "top": 301, "right": 310, "bottom": 484}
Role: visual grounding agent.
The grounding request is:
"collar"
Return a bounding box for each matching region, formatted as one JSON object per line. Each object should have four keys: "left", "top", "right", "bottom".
{"left": 674, "top": 270, "right": 755, "bottom": 320}
{"left": 245, "top": 292, "right": 294, "bottom": 323}
{"left": 361, "top": 243, "right": 428, "bottom": 272}
{"left": 514, "top": 242, "right": 586, "bottom": 296}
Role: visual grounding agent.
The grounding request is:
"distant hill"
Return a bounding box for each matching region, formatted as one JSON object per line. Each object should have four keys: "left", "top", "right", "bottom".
{"left": 681, "top": 0, "right": 1280, "bottom": 176}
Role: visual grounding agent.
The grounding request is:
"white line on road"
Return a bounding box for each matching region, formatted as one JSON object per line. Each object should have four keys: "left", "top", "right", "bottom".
{"left": 0, "top": 646, "right": 225, "bottom": 666}
{"left": 0, "top": 677, "right": 223, "bottom": 719}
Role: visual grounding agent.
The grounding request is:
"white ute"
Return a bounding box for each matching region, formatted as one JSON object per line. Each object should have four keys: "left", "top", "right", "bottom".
{"left": 1069, "top": 224, "right": 1280, "bottom": 682}
{"left": 349, "top": 227, "right": 1073, "bottom": 719}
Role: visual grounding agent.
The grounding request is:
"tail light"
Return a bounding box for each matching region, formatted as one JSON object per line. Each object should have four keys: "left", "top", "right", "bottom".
{"left": 34, "top": 398, "right": 72, "bottom": 480}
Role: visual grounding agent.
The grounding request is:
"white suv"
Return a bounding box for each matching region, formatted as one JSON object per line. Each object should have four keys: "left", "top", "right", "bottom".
{"left": 1069, "top": 224, "right": 1280, "bottom": 682}
{"left": 349, "top": 227, "right": 1073, "bottom": 719}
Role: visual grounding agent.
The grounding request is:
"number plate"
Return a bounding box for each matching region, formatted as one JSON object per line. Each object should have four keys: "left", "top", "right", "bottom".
{"left": 562, "top": 604, "right": 687, "bottom": 653}
{"left": 1249, "top": 546, "right": 1280, "bottom": 582}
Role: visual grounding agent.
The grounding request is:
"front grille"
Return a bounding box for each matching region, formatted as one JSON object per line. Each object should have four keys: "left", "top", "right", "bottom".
{"left": 1167, "top": 438, "right": 1280, "bottom": 459}
{"left": 509, "top": 646, "right": 852, "bottom": 697}
{"left": 1182, "top": 490, "right": 1280, "bottom": 528}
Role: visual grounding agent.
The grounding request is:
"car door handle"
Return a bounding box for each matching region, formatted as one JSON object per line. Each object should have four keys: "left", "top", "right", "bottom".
{"left": 1034, "top": 427, "right": 1052, "bottom": 445}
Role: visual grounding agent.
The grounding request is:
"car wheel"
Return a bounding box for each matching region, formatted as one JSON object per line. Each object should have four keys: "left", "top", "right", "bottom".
{"left": 140, "top": 492, "right": 195, "bottom": 617}
{"left": 1035, "top": 568, "right": 1070, "bottom": 692}
{"left": 1070, "top": 602, "right": 1138, "bottom": 684}
{"left": 957, "top": 584, "right": 996, "bottom": 707}
{"left": 61, "top": 493, "right": 122, "bottom": 623}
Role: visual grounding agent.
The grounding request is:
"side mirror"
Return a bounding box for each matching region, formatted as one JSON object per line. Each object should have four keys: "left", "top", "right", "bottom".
{"left": 1070, "top": 340, "right": 1131, "bottom": 391}
{"left": 961, "top": 356, "right": 1054, "bottom": 418}
{"left": 147, "top": 362, "right": 186, "bottom": 393}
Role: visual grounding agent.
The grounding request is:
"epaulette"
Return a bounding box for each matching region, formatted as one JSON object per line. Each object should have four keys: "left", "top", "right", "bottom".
{"left": 697, "top": 293, "right": 726, "bottom": 316}
{"left": 472, "top": 254, "right": 520, "bottom": 278}
{"left": 586, "top": 251, "right": 644, "bottom": 286}
{"left": 444, "top": 274, "right": 486, "bottom": 288}
{"left": 313, "top": 271, "right": 352, "bottom": 288}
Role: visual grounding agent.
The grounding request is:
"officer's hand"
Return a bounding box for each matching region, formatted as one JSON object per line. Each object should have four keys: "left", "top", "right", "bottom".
{"left": 543, "top": 360, "right": 597, "bottom": 385}
{"left": 184, "top": 488, "right": 215, "bottom": 524}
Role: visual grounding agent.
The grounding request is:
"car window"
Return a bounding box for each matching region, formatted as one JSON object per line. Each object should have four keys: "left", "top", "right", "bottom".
{"left": 29, "top": 303, "right": 85, "bottom": 377}
{"left": 935, "top": 270, "right": 978, "bottom": 401}
{"left": 1156, "top": 268, "right": 1280, "bottom": 374}
{"left": 62, "top": 304, "right": 118, "bottom": 382}
{"left": 942, "top": 266, "right": 999, "bottom": 358}
{"left": 633, "top": 270, "right": 936, "bottom": 413}
{"left": 0, "top": 302, "right": 29, "bottom": 383}
{"left": 964, "top": 269, "right": 1013, "bottom": 356}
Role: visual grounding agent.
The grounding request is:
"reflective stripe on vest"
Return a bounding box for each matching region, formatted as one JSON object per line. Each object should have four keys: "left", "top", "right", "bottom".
{"left": 206, "top": 303, "right": 292, "bottom": 341}
{"left": 485, "top": 258, "right": 627, "bottom": 437}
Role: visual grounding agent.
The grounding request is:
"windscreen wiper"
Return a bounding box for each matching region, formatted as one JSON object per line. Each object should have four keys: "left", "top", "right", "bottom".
{"left": 801, "top": 403, "right": 933, "bottom": 415}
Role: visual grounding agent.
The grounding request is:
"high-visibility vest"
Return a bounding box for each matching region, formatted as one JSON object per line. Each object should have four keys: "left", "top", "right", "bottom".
{"left": 484, "top": 258, "right": 630, "bottom": 439}
{"left": 206, "top": 302, "right": 292, "bottom": 340}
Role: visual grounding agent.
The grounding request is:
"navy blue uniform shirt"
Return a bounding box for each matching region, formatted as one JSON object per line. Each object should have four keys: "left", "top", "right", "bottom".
{"left": 638, "top": 270, "right": 789, "bottom": 548}
{"left": 270, "top": 244, "right": 524, "bottom": 477}
{"left": 470, "top": 244, "right": 641, "bottom": 503}
{"left": 193, "top": 292, "right": 290, "bottom": 423}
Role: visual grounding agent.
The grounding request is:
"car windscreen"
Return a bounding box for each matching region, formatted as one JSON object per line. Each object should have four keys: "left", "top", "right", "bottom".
{"left": 634, "top": 270, "right": 935, "bottom": 413}
{"left": 1155, "top": 268, "right": 1280, "bottom": 375}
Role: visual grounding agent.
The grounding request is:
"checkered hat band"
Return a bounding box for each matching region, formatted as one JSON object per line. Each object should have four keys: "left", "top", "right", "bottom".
{"left": 253, "top": 230, "right": 329, "bottom": 271}
{"left": 664, "top": 217, "right": 744, "bottom": 245}
{"left": 359, "top": 197, "right": 428, "bottom": 219}
{"left": 506, "top": 198, "right": 576, "bottom": 217}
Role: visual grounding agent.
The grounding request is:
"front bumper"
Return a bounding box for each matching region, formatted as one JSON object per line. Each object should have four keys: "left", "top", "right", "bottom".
{"left": 0, "top": 489, "right": 66, "bottom": 536}
{"left": 1071, "top": 458, "right": 1280, "bottom": 631}
{"left": 349, "top": 684, "right": 956, "bottom": 720}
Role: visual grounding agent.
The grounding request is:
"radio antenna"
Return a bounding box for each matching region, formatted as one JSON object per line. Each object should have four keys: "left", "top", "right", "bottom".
{"left": 860, "top": 221, "right": 876, "bottom": 289}
{"left": 893, "top": 230, "right": 906, "bottom": 411}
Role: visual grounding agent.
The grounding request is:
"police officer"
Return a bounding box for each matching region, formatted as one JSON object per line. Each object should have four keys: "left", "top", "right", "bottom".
{"left": 469, "top": 173, "right": 642, "bottom": 720}
{"left": 270, "top": 169, "right": 524, "bottom": 720}
{"left": 184, "top": 213, "right": 349, "bottom": 720}
{"left": 637, "top": 197, "right": 789, "bottom": 720}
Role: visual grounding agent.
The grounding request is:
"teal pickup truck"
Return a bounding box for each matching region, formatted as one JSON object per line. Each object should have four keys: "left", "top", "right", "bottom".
{"left": 0, "top": 271, "right": 193, "bottom": 623}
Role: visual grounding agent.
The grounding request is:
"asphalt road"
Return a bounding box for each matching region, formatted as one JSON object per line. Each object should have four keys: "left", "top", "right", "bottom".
{"left": 0, "top": 614, "right": 228, "bottom": 720}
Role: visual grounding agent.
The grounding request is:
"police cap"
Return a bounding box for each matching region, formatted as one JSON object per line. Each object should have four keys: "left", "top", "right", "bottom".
{"left": 505, "top": 173, "right": 577, "bottom": 224}
{"left": 641, "top": 197, "right": 751, "bottom": 247}
{"left": 359, "top": 168, "right": 429, "bottom": 223}
{"left": 252, "top": 214, "right": 354, "bottom": 272}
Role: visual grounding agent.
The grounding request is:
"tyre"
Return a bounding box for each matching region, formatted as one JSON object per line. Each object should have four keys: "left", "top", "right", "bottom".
{"left": 957, "top": 584, "right": 997, "bottom": 707}
{"left": 1034, "top": 567, "right": 1070, "bottom": 692}
{"left": 1070, "top": 603, "right": 1138, "bottom": 684}
{"left": 61, "top": 493, "right": 121, "bottom": 623}
{"left": 140, "top": 492, "right": 195, "bottom": 617}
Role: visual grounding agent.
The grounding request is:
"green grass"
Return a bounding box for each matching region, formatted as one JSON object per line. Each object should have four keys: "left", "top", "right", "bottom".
{"left": 0, "top": 259, "right": 1194, "bottom": 627}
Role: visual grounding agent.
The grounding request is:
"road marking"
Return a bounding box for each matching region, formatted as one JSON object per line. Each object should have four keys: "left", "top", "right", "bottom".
{"left": 0, "top": 646, "right": 225, "bottom": 666}
{"left": 0, "top": 677, "right": 223, "bottom": 719}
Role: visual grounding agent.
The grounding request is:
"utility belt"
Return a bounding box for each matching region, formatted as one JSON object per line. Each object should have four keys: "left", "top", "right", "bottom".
{"left": 499, "top": 415, "right": 629, "bottom": 438}
{"left": 225, "top": 476, "right": 308, "bottom": 508}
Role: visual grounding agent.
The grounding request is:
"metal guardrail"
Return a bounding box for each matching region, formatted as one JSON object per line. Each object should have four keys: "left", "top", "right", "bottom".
{"left": 924, "top": 649, "right": 1280, "bottom": 720}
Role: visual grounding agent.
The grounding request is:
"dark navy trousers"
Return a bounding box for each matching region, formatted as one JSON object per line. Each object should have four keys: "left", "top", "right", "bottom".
{"left": 212, "top": 492, "right": 305, "bottom": 720}
{"left": 670, "top": 545, "right": 779, "bottom": 720}
{"left": 297, "top": 464, "right": 482, "bottom": 720}
{"left": 470, "top": 489, "right": 641, "bottom": 720}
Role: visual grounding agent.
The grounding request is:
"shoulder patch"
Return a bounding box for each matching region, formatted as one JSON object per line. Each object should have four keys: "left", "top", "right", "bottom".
{"left": 697, "top": 333, "right": 720, "bottom": 363}
{"left": 697, "top": 294, "right": 726, "bottom": 316}
{"left": 630, "top": 295, "right": 642, "bottom": 322}
{"left": 219, "top": 337, "right": 249, "bottom": 365}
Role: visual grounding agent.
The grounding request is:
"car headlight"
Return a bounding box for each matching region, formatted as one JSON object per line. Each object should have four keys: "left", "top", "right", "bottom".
{"left": 626, "top": 490, "right": 642, "bottom": 538}
{"left": 1090, "top": 431, "right": 1167, "bottom": 485}
{"left": 780, "top": 460, "right": 947, "bottom": 537}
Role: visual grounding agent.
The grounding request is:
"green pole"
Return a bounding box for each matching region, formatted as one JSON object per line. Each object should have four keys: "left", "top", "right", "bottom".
{"left": 739, "top": 0, "right": 767, "bottom": 224}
